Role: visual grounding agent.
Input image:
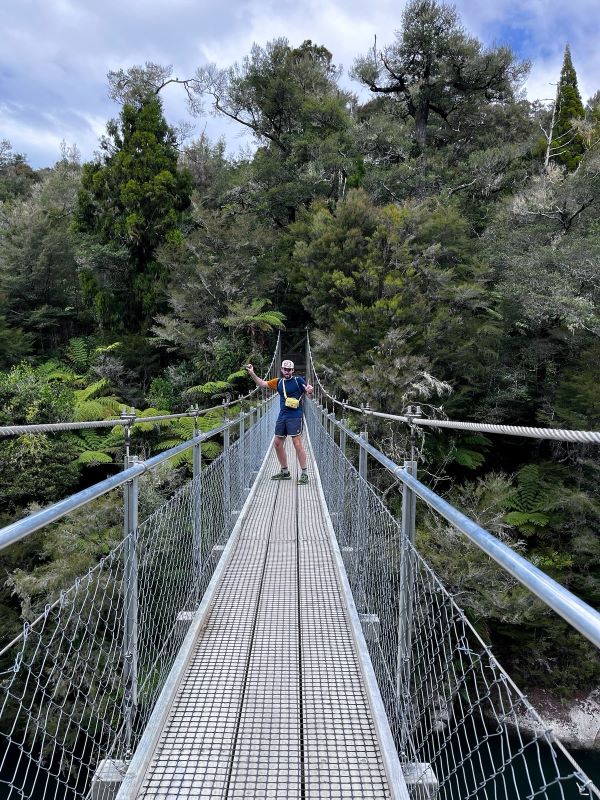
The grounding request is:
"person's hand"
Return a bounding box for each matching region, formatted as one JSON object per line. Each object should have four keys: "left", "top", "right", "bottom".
{"left": 305, "top": 383, "right": 314, "bottom": 396}
{"left": 244, "top": 363, "right": 254, "bottom": 374}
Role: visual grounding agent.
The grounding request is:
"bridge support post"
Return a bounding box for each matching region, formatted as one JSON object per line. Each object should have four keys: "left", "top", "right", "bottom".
{"left": 192, "top": 416, "right": 202, "bottom": 590}
{"left": 340, "top": 417, "right": 347, "bottom": 458}
{"left": 123, "top": 455, "right": 139, "bottom": 757}
{"left": 329, "top": 410, "right": 336, "bottom": 441}
{"left": 338, "top": 417, "right": 348, "bottom": 542}
{"left": 396, "top": 459, "right": 417, "bottom": 756}
{"left": 223, "top": 425, "right": 231, "bottom": 534}
{"left": 356, "top": 430, "right": 369, "bottom": 591}
{"left": 239, "top": 410, "right": 246, "bottom": 498}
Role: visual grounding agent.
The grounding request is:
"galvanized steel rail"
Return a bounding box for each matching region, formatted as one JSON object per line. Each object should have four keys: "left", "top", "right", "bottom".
{"left": 310, "top": 403, "right": 600, "bottom": 652}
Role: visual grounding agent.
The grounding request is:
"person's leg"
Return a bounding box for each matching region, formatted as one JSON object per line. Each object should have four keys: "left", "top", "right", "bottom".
{"left": 291, "top": 435, "right": 307, "bottom": 470}
{"left": 290, "top": 418, "right": 309, "bottom": 484}
{"left": 271, "top": 416, "right": 291, "bottom": 479}
{"left": 274, "top": 435, "right": 288, "bottom": 468}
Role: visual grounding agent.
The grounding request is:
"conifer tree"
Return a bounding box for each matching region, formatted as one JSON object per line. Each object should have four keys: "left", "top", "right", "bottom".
{"left": 75, "top": 96, "right": 191, "bottom": 331}
{"left": 549, "top": 45, "right": 585, "bottom": 170}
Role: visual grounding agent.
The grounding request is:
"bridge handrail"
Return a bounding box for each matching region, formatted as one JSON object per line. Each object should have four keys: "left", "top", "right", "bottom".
{"left": 323, "top": 405, "right": 600, "bottom": 652}
{"left": 0, "top": 334, "right": 281, "bottom": 437}
{"left": 306, "top": 336, "right": 600, "bottom": 444}
{"left": 0, "top": 409, "right": 254, "bottom": 553}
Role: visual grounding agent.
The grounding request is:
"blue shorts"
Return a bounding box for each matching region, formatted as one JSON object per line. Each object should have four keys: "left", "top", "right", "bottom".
{"left": 275, "top": 415, "right": 303, "bottom": 437}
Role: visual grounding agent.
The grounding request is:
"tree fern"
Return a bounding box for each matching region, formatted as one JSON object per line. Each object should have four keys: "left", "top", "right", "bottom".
{"left": 74, "top": 397, "right": 122, "bottom": 422}
{"left": 184, "top": 380, "right": 231, "bottom": 399}
{"left": 36, "top": 360, "right": 78, "bottom": 382}
{"left": 505, "top": 464, "right": 551, "bottom": 535}
{"left": 66, "top": 338, "right": 91, "bottom": 372}
{"left": 452, "top": 434, "right": 491, "bottom": 470}
{"left": 134, "top": 407, "right": 171, "bottom": 432}
{"left": 77, "top": 430, "right": 107, "bottom": 452}
{"left": 75, "top": 380, "right": 111, "bottom": 403}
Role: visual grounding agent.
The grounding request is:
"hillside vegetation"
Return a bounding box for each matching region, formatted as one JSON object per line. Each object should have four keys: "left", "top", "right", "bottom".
{"left": 1, "top": 1, "right": 599, "bottom": 693}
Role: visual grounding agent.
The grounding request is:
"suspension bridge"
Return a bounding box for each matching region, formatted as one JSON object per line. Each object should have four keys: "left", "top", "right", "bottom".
{"left": 0, "top": 336, "right": 599, "bottom": 800}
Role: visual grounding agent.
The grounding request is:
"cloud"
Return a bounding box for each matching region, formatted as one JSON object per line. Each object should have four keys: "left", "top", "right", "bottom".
{"left": 1, "top": 0, "right": 598, "bottom": 167}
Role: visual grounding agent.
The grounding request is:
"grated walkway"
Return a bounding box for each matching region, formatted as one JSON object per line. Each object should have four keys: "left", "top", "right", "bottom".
{"left": 135, "top": 436, "right": 392, "bottom": 799}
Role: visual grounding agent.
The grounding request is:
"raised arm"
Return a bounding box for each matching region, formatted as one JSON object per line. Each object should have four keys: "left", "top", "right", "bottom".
{"left": 244, "top": 363, "right": 269, "bottom": 389}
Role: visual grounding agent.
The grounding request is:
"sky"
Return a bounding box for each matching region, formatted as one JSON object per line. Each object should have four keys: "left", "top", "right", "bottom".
{"left": 2, "top": 0, "right": 600, "bottom": 169}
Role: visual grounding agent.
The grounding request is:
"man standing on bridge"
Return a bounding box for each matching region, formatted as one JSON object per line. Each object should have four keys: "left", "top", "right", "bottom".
{"left": 244, "top": 359, "right": 314, "bottom": 484}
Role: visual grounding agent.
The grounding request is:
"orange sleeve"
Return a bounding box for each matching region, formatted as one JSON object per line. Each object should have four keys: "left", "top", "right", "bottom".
{"left": 265, "top": 378, "right": 279, "bottom": 390}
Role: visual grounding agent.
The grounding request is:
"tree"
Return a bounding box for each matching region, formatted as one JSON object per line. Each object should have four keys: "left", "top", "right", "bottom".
{"left": 545, "top": 45, "right": 586, "bottom": 171}
{"left": 0, "top": 140, "right": 39, "bottom": 203}
{"left": 74, "top": 96, "right": 192, "bottom": 331}
{"left": 0, "top": 148, "right": 86, "bottom": 356}
{"left": 292, "top": 190, "right": 500, "bottom": 417}
{"left": 352, "top": 0, "right": 528, "bottom": 158}
{"left": 196, "top": 39, "right": 356, "bottom": 224}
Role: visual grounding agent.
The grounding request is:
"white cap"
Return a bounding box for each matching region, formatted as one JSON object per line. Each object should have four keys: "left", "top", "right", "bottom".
{"left": 281, "top": 359, "right": 294, "bottom": 369}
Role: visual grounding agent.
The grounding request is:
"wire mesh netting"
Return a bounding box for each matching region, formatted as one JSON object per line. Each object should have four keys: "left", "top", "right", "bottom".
{"left": 305, "top": 400, "right": 600, "bottom": 800}
{"left": 0, "top": 398, "right": 277, "bottom": 800}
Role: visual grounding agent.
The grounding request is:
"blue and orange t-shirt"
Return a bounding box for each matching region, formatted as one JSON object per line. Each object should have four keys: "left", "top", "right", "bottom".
{"left": 266, "top": 376, "right": 307, "bottom": 418}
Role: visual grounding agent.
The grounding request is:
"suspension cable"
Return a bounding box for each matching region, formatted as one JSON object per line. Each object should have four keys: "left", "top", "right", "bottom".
{"left": 306, "top": 335, "right": 600, "bottom": 445}
{"left": 0, "top": 334, "right": 281, "bottom": 438}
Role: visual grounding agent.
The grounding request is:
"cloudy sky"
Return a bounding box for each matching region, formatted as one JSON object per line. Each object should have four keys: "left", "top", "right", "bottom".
{"left": 2, "top": 0, "right": 599, "bottom": 168}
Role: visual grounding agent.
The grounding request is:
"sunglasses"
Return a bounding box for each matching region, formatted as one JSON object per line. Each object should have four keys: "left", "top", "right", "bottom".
{"left": 282, "top": 367, "right": 294, "bottom": 372}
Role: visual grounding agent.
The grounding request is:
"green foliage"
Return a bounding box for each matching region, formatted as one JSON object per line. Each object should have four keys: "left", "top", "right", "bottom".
{"left": 0, "top": 152, "right": 87, "bottom": 357}
{"left": 551, "top": 45, "right": 586, "bottom": 171}
{"left": 352, "top": 0, "right": 528, "bottom": 155}
{"left": 76, "top": 450, "right": 114, "bottom": 465}
{"left": 221, "top": 298, "right": 285, "bottom": 343}
{"left": 73, "top": 380, "right": 121, "bottom": 422}
{"left": 452, "top": 435, "right": 491, "bottom": 470}
{"left": 0, "top": 140, "right": 39, "bottom": 203}
{"left": 1, "top": 29, "right": 599, "bottom": 707}
{"left": 74, "top": 97, "right": 192, "bottom": 330}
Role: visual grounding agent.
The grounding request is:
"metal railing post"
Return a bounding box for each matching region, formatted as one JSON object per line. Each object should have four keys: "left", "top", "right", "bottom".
{"left": 223, "top": 420, "right": 231, "bottom": 535}
{"left": 192, "top": 412, "right": 202, "bottom": 589}
{"left": 305, "top": 329, "right": 311, "bottom": 385}
{"left": 356, "top": 429, "right": 369, "bottom": 600}
{"left": 123, "top": 454, "right": 139, "bottom": 757}
{"left": 337, "top": 416, "right": 348, "bottom": 540}
{"left": 239, "top": 409, "right": 246, "bottom": 498}
{"left": 396, "top": 459, "right": 417, "bottom": 756}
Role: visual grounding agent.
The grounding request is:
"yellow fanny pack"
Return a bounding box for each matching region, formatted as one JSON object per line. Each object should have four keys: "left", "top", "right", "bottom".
{"left": 282, "top": 378, "right": 300, "bottom": 409}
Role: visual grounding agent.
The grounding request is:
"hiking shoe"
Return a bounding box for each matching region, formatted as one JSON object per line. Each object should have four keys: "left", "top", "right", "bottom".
{"left": 271, "top": 470, "right": 291, "bottom": 480}
{"left": 298, "top": 473, "right": 309, "bottom": 485}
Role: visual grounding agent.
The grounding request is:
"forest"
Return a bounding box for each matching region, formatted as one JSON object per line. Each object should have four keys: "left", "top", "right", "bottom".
{"left": 1, "top": 0, "right": 599, "bottom": 702}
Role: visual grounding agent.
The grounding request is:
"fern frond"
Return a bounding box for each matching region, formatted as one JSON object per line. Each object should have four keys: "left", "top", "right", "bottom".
{"left": 76, "top": 450, "right": 114, "bottom": 466}
{"left": 78, "top": 430, "right": 107, "bottom": 451}
{"left": 453, "top": 448, "right": 485, "bottom": 469}
{"left": 134, "top": 408, "right": 171, "bottom": 431}
{"left": 201, "top": 441, "right": 222, "bottom": 460}
{"left": 184, "top": 381, "right": 231, "bottom": 398}
{"left": 37, "top": 360, "right": 78, "bottom": 382}
{"left": 93, "top": 341, "right": 122, "bottom": 355}
{"left": 153, "top": 439, "right": 187, "bottom": 452}
{"left": 226, "top": 370, "right": 248, "bottom": 383}
{"left": 74, "top": 397, "right": 121, "bottom": 422}
{"left": 66, "top": 338, "right": 91, "bottom": 370}
{"left": 75, "top": 380, "right": 111, "bottom": 403}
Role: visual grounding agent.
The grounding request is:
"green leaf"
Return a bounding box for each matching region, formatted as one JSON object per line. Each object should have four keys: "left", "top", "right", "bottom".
{"left": 453, "top": 448, "right": 486, "bottom": 469}
{"left": 505, "top": 511, "right": 550, "bottom": 528}
{"left": 76, "top": 450, "right": 114, "bottom": 466}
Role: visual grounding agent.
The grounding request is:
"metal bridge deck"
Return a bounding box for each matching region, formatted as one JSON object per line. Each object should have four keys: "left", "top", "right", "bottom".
{"left": 131, "top": 436, "right": 393, "bottom": 799}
